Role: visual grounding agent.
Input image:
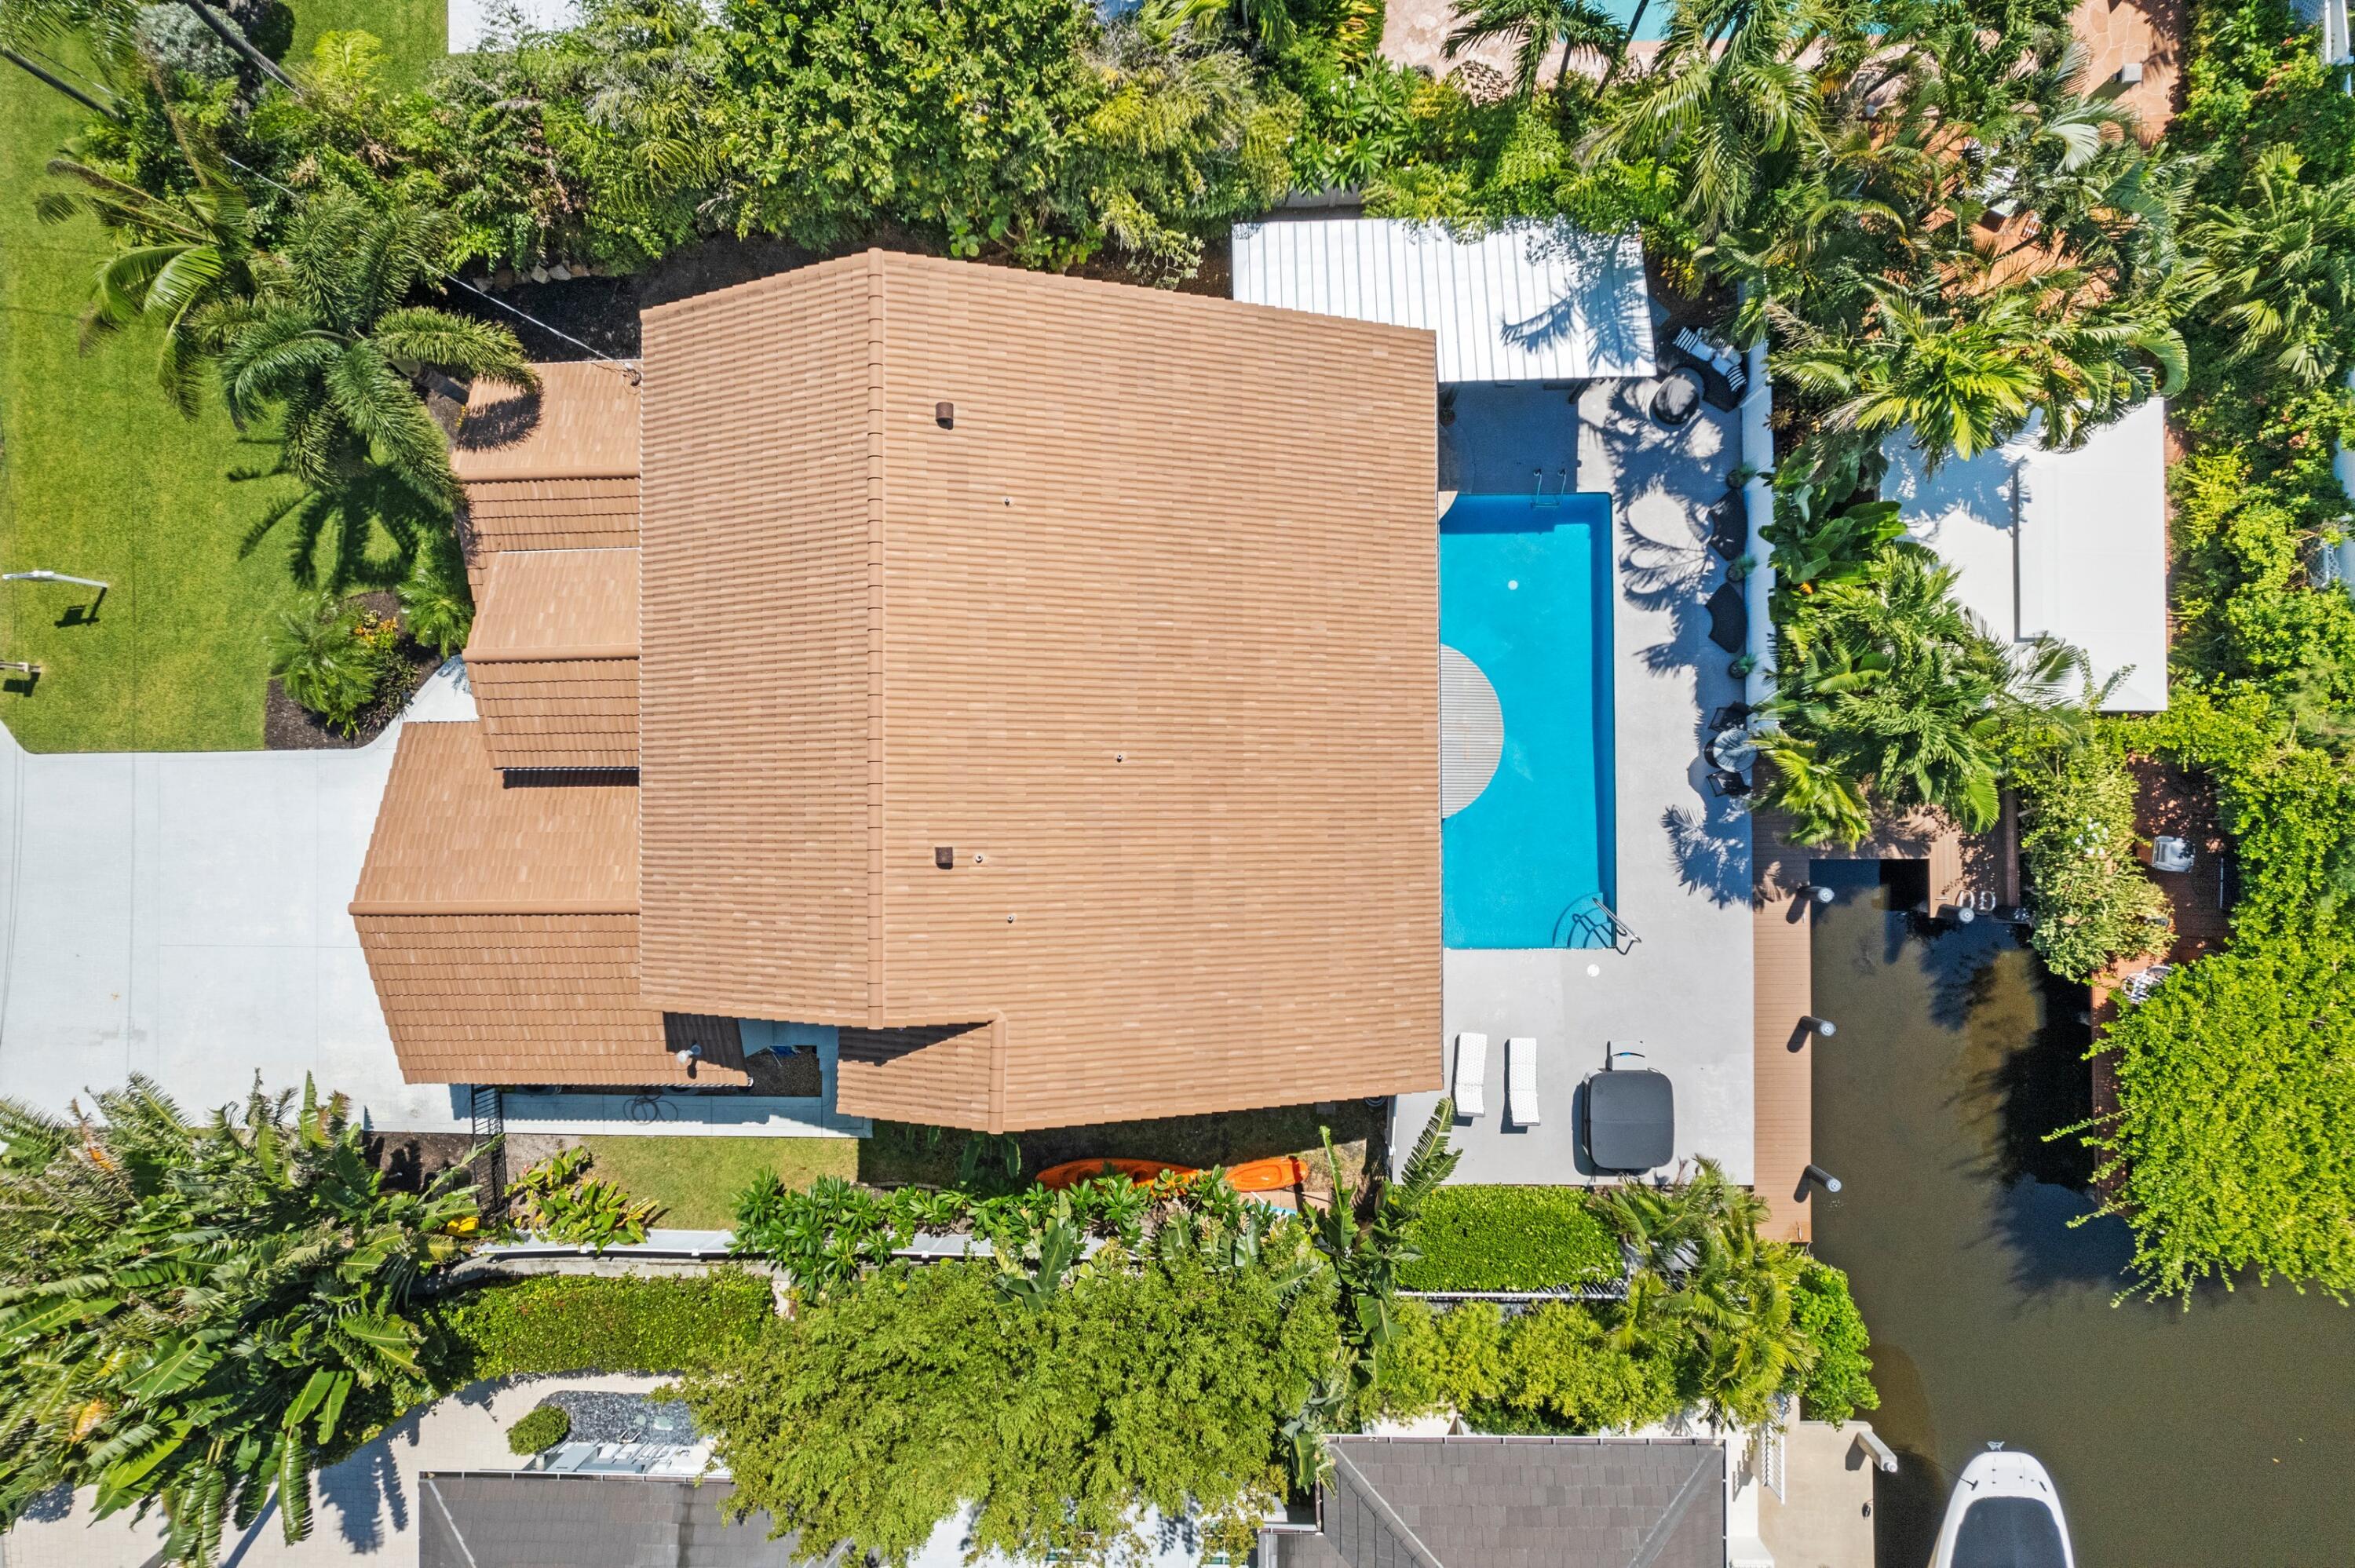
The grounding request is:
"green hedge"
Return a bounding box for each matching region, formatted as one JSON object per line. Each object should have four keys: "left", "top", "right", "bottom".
{"left": 1397, "top": 1187, "right": 1623, "bottom": 1292}
{"left": 506, "top": 1403, "right": 573, "bottom": 1454}
{"left": 429, "top": 1270, "right": 775, "bottom": 1385}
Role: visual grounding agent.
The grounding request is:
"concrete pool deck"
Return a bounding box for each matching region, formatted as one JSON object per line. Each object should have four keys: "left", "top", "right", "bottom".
{"left": 1402, "top": 379, "right": 1757, "bottom": 1184}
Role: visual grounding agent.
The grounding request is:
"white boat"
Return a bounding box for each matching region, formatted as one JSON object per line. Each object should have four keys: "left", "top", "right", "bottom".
{"left": 1928, "top": 1446, "right": 2076, "bottom": 1568}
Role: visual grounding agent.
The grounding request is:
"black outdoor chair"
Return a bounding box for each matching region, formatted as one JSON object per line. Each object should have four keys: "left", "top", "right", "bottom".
{"left": 1708, "top": 768, "right": 1752, "bottom": 799}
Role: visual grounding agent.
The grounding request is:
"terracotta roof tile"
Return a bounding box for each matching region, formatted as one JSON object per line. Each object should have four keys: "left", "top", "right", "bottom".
{"left": 356, "top": 913, "right": 746, "bottom": 1086}
{"left": 352, "top": 723, "right": 741, "bottom": 1085}
{"left": 452, "top": 362, "right": 641, "bottom": 481}
{"left": 638, "top": 251, "right": 1442, "bottom": 1131}
{"left": 472, "top": 548, "right": 641, "bottom": 658}
{"left": 472, "top": 662, "right": 641, "bottom": 771}
{"left": 462, "top": 480, "right": 641, "bottom": 586}
{"left": 353, "top": 722, "right": 637, "bottom": 911}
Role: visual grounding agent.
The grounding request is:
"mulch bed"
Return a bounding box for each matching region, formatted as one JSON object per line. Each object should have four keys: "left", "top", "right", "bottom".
{"left": 263, "top": 591, "right": 444, "bottom": 750}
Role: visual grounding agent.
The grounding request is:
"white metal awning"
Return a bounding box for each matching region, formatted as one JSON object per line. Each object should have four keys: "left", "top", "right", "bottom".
{"left": 1229, "top": 217, "right": 1656, "bottom": 383}
{"left": 1885, "top": 398, "right": 2171, "bottom": 712}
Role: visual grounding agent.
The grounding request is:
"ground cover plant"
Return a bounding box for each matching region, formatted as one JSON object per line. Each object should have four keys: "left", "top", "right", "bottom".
{"left": 1395, "top": 1183, "right": 1621, "bottom": 1291}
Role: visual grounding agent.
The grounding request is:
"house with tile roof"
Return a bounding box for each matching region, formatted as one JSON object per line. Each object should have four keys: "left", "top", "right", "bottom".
{"left": 355, "top": 249, "right": 1444, "bottom": 1131}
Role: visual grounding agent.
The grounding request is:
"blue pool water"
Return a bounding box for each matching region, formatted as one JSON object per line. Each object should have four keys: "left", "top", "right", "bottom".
{"left": 1440, "top": 493, "right": 1616, "bottom": 949}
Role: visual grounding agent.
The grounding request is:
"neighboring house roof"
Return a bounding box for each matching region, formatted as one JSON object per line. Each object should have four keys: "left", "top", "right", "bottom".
{"left": 467, "top": 548, "right": 641, "bottom": 770}
{"left": 352, "top": 722, "right": 743, "bottom": 1086}
{"left": 1273, "top": 1436, "right": 1728, "bottom": 1568}
{"left": 635, "top": 250, "right": 1441, "bottom": 1131}
{"left": 1884, "top": 397, "right": 2169, "bottom": 712}
{"left": 419, "top": 1472, "right": 785, "bottom": 1568}
{"left": 1228, "top": 218, "right": 1656, "bottom": 383}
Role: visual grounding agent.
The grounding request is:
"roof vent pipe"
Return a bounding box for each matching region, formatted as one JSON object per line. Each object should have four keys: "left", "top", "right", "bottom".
{"left": 936, "top": 402, "right": 955, "bottom": 428}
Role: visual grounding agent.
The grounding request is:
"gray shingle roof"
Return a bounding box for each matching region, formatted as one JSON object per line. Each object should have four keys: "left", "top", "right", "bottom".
{"left": 418, "top": 1471, "right": 794, "bottom": 1568}
{"left": 1278, "top": 1436, "right": 1727, "bottom": 1568}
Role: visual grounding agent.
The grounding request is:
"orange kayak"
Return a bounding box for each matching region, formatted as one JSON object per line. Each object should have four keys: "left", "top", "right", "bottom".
{"left": 1035, "top": 1155, "right": 1305, "bottom": 1194}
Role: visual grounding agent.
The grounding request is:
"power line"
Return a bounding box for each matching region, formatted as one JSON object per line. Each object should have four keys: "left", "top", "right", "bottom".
{"left": 217, "top": 151, "right": 639, "bottom": 376}
{"left": 5, "top": 42, "right": 641, "bottom": 378}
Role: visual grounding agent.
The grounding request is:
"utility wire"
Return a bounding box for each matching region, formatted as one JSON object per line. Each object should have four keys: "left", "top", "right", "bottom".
{"left": 5, "top": 42, "right": 638, "bottom": 377}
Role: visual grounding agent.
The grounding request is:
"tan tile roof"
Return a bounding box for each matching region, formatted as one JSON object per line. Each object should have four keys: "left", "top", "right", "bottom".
{"left": 466, "top": 548, "right": 642, "bottom": 769}
{"left": 352, "top": 723, "right": 743, "bottom": 1086}
{"left": 353, "top": 721, "right": 637, "bottom": 912}
{"left": 637, "top": 250, "right": 1442, "bottom": 1130}
{"left": 472, "top": 548, "right": 641, "bottom": 658}
{"left": 471, "top": 661, "right": 641, "bottom": 771}
{"left": 452, "top": 363, "right": 641, "bottom": 481}
{"left": 464, "top": 478, "right": 641, "bottom": 559}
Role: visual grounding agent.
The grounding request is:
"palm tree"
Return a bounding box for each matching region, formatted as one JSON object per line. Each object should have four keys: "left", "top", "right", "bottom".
{"left": 35, "top": 152, "right": 257, "bottom": 414}
{"left": 1580, "top": 0, "right": 1835, "bottom": 241}
{"left": 0, "top": 1076, "right": 478, "bottom": 1566}
{"left": 1747, "top": 548, "right": 2090, "bottom": 844}
{"left": 212, "top": 190, "right": 536, "bottom": 509}
{"left": 1776, "top": 276, "right": 2183, "bottom": 469}
{"left": 1443, "top": 0, "right": 1627, "bottom": 98}
{"left": 2185, "top": 146, "right": 2355, "bottom": 391}
{"left": 1601, "top": 1159, "right": 1813, "bottom": 1427}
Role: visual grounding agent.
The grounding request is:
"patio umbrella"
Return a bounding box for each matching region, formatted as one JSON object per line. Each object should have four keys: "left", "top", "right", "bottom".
{"left": 1706, "top": 582, "right": 1748, "bottom": 654}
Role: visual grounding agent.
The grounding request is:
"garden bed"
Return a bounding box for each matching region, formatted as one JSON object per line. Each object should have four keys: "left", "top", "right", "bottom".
{"left": 262, "top": 592, "right": 442, "bottom": 749}
{"left": 1397, "top": 1186, "right": 1624, "bottom": 1293}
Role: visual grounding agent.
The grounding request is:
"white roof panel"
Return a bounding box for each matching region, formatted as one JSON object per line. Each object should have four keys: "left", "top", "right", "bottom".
{"left": 1886, "top": 399, "right": 2170, "bottom": 712}
{"left": 1229, "top": 218, "right": 1656, "bottom": 383}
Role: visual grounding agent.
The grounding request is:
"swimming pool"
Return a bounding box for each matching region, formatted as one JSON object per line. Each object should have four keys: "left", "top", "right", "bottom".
{"left": 1440, "top": 492, "right": 1616, "bottom": 949}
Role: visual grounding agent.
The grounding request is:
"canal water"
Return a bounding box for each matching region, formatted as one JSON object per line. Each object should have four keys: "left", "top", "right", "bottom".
{"left": 1805, "top": 862, "right": 2355, "bottom": 1567}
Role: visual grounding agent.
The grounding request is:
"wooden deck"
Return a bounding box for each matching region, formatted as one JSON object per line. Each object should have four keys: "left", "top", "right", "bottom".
{"left": 1752, "top": 804, "right": 2019, "bottom": 1242}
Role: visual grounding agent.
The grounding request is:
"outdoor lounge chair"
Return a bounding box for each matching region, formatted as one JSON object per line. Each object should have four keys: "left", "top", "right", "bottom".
{"left": 1453, "top": 1032, "right": 1488, "bottom": 1118}
{"left": 1708, "top": 768, "right": 1752, "bottom": 799}
{"left": 1506, "top": 1036, "right": 1540, "bottom": 1127}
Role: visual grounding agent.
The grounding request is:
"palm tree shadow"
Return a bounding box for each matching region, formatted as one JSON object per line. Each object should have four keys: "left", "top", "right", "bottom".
{"left": 232, "top": 469, "right": 451, "bottom": 593}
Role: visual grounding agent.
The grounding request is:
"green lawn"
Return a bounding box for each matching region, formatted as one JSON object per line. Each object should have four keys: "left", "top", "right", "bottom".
{"left": 291, "top": 0, "right": 447, "bottom": 85}
{"left": 0, "top": 0, "right": 444, "bottom": 753}
{"left": 580, "top": 1136, "right": 861, "bottom": 1231}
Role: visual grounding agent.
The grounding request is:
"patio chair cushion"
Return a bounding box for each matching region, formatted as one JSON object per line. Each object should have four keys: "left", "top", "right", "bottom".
{"left": 1585, "top": 1067, "right": 1674, "bottom": 1172}
{"left": 1505, "top": 1036, "right": 1540, "bottom": 1126}
{"left": 1453, "top": 1032, "right": 1488, "bottom": 1118}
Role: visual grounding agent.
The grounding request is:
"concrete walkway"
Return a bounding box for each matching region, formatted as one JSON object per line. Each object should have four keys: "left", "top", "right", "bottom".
{"left": 0, "top": 664, "right": 480, "bottom": 1133}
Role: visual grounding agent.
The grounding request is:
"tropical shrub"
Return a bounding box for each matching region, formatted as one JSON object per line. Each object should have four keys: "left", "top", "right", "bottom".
{"left": 2079, "top": 935, "right": 2355, "bottom": 1300}
{"left": 677, "top": 1252, "right": 1338, "bottom": 1565}
{"left": 265, "top": 590, "right": 395, "bottom": 733}
{"left": 397, "top": 554, "right": 473, "bottom": 659}
{"left": 427, "top": 1271, "right": 775, "bottom": 1381}
{"left": 1792, "top": 1261, "right": 1877, "bottom": 1424}
{"left": 506, "top": 1403, "right": 571, "bottom": 1454}
{"left": 1604, "top": 1161, "right": 1813, "bottom": 1427}
{"left": 0, "top": 1077, "right": 477, "bottom": 1568}
{"left": 2006, "top": 727, "right": 2173, "bottom": 982}
{"left": 1396, "top": 1185, "right": 1621, "bottom": 1291}
{"left": 501, "top": 1147, "right": 663, "bottom": 1249}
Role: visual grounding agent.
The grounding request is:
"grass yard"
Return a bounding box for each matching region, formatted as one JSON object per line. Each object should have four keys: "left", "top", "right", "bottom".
{"left": 580, "top": 1136, "right": 860, "bottom": 1231}
{"left": 0, "top": 0, "right": 444, "bottom": 753}
{"left": 291, "top": 0, "right": 447, "bottom": 85}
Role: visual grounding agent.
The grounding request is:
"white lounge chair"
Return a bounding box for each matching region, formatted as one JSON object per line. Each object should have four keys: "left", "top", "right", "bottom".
{"left": 1506, "top": 1036, "right": 1540, "bottom": 1127}
{"left": 1452, "top": 1032, "right": 1488, "bottom": 1118}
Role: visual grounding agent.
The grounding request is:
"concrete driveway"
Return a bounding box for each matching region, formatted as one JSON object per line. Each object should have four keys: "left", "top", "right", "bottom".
{"left": 0, "top": 665, "right": 478, "bottom": 1133}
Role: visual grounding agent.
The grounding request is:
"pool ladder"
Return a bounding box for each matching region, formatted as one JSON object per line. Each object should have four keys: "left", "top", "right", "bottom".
{"left": 1532, "top": 467, "right": 1572, "bottom": 506}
